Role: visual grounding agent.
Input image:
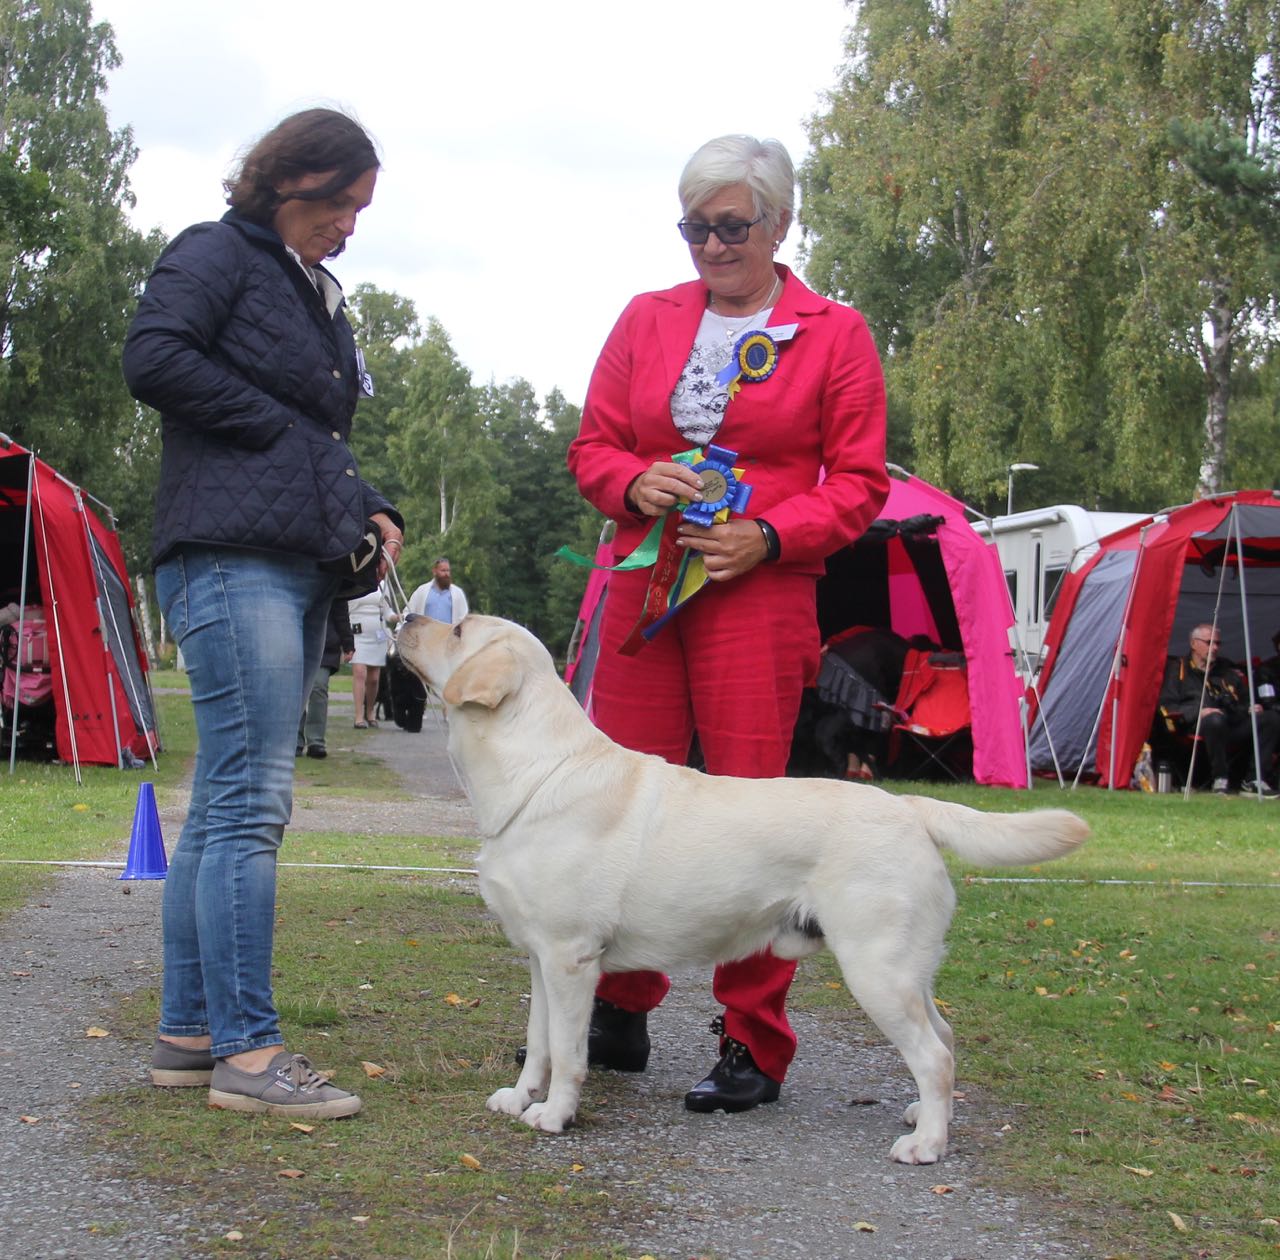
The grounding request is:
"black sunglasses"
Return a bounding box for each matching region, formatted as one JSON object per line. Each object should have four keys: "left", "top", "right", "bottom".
{"left": 677, "top": 216, "right": 763, "bottom": 245}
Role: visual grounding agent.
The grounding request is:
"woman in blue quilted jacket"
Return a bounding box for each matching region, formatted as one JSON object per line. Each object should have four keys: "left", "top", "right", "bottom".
{"left": 123, "top": 109, "right": 403, "bottom": 1120}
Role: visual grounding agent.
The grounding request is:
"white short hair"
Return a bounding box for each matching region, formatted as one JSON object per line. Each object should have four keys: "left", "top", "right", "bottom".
{"left": 678, "top": 135, "right": 796, "bottom": 233}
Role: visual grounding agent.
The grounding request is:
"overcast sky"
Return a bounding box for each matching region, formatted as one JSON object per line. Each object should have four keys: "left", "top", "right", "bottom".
{"left": 95, "top": 0, "right": 854, "bottom": 408}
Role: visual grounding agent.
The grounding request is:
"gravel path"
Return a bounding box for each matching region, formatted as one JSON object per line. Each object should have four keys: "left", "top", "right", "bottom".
{"left": 0, "top": 696, "right": 1092, "bottom": 1259}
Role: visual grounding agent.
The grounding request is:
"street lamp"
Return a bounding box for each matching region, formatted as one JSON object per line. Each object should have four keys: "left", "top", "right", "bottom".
{"left": 1007, "top": 463, "right": 1040, "bottom": 515}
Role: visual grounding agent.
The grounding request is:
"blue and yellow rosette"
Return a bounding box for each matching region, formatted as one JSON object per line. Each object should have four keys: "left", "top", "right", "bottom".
{"left": 554, "top": 444, "right": 753, "bottom": 652}
{"left": 716, "top": 322, "right": 798, "bottom": 399}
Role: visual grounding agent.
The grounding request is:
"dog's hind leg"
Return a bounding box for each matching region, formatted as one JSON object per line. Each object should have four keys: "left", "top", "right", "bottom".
{"left": 516, "top": 948, "right": 600, "bottom": 1134}
{"left": 488, "top": 953, "right": 552, "bottom": 1118}
{"left": 830, "top": 936, "right": 954, "bottom": 1164}
{"left": 902, "top": 989, "right": 954, "bottom": 1131}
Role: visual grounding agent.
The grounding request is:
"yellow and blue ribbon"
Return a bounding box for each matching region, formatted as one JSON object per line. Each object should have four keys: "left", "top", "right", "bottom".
{"left": 554, "top": 445, "right": 754, "bottom": 653}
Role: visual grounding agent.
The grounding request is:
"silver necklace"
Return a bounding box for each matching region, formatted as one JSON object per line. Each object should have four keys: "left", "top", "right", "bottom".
{"left": 708, "top": 274, "right": 781, "bottom": 343}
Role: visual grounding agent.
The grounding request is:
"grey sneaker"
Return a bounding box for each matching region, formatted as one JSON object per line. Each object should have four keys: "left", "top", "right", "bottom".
{"left": 151, "top": 1037, "right": 215, "bottom": 1087}
{"left": 1212, "top": 777, "right": 1231, "bottom": 795}
{"left": 208, "top": 1051, "right": 362, "bottom": 1119}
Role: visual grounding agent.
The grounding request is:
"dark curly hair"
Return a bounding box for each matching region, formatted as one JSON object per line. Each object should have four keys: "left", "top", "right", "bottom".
{"left": 225, "top": 108, "right": 380, "bottom": 249}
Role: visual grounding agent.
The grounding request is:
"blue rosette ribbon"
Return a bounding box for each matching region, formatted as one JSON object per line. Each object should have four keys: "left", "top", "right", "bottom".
{"left": 716, "top": 322, "right": 798, "bottom": 399}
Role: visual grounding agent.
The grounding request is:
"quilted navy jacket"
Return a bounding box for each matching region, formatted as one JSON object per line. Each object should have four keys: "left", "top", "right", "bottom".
{"left": 123, "top": 210, "right": 400, "bottom": 567}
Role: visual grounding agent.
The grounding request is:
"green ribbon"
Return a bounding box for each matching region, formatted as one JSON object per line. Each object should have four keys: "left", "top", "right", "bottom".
{"left": 554, "top": 513, "right": 665, "bottom": 572}
{"left": 554, "top": 449, "right": 703, "bottom": 572}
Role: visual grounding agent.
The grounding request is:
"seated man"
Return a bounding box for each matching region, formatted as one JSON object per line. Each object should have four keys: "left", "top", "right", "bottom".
{"left": 1159, "top": 623, "right": 1280, "bottom": 797}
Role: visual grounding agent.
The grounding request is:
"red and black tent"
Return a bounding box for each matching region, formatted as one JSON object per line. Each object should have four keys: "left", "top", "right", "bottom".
{"left": 1027, "top": 490, "right": 1280, "bottom": 788}
{"left": 0, "top": 435, "right": 157, "bottom": 776}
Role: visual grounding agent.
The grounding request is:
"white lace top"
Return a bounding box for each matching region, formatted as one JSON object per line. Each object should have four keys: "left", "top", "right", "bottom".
{"left": 670, "top": 304, "right": 776, "bottom": 446}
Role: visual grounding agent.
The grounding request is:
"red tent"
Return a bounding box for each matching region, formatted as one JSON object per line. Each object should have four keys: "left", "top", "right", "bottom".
{"left": 1027, "top": 490, "right": 1280, "bottom": 787}
{"left": 0, "top": 435, "right": 157, "bottom": 774}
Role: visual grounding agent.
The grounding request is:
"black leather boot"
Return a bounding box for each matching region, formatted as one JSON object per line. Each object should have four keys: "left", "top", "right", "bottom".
{"left": 515, "top": 997, "right": 650, "bottom": 1072}
{"left": 684, "top": 1016, "right": 781, "bottom": 1113}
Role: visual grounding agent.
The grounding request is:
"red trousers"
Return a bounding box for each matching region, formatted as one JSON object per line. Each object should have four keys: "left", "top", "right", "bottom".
{"left": 591, "top": 563, "right": 820, "bottom": 1081}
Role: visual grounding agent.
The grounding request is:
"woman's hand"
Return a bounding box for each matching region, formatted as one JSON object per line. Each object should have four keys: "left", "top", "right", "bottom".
{"left": 370, "top": 512, "right": 404, "bottom": 580}
{"left": 675, "top": 518, "right": 769, "bottom": 582}
{"left": 625, "top": 461, "right": 705, "bottom": 517}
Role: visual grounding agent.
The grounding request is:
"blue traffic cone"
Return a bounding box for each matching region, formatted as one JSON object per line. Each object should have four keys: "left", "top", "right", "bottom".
{"left": 120, "top": 781, "right": 167, "bottom": 880}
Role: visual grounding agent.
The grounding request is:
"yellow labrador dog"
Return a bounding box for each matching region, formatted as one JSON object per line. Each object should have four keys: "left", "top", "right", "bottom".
{"left": 397, "top": 613, "right": 1087, "bottom": 1164}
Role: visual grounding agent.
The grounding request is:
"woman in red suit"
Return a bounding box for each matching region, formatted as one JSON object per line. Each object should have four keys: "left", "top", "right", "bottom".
{"left": 566, "top": 134, "right": 889, "bottom": 1113}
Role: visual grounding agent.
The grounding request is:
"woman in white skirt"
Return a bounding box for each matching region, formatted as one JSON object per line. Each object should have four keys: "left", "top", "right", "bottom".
{"left": 347, "top": 584, "right": 397, "bottom": 727}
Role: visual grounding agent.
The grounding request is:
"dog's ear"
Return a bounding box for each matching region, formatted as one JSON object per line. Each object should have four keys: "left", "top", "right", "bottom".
{"left": 442, "top": 642, "right": 523, "bottom": 709}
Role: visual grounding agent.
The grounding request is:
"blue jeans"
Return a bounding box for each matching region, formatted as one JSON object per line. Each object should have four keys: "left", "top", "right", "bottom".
{"left": 155, "top": 547, "right": 337, "bottom": 1057}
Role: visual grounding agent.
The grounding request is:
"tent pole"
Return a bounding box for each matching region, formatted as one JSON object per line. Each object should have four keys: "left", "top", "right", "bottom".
{"left": 33, "top": 466, "right": 82, "bottom": 785}
{"left": 1101, "top": 521, "right": 1159, "bottom": 790}
{"left": 77, "top": 488, "right": 126, "bottom": 770}
{"left": 1232, "top": 508, "right": 1265, "bottom": 796}
{"left": 1183, "top": 516, "right": 1237, "bottom": 798}
{"left": 7, "top": 453, "right": 36, "bottom": 775}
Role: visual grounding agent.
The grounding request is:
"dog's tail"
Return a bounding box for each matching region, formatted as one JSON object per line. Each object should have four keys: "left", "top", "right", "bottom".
{"left": 904, "top": 797, "right": 1089, "bottom": 868}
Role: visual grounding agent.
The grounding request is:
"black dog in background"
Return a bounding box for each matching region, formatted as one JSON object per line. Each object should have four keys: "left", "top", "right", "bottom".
{"left": 788, "top": 626, "right": 930, "bottom": 780}
{"left": 377, "top": 645, "right": 428, "bottom": 733}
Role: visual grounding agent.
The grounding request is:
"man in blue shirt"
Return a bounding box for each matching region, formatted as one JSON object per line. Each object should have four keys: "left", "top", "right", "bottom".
{"left": 408, "top": 557, "right": 469, "bottom": 624}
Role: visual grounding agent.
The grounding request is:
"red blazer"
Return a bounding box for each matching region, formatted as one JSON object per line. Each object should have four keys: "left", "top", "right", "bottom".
{"left": 567, "top": 265, "right": 889, "bottom": 577}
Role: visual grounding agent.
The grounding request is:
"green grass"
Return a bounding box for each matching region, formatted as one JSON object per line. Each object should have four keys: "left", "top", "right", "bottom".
{"left": 4, "top": 716, "right": 1279, "bottom": 1257}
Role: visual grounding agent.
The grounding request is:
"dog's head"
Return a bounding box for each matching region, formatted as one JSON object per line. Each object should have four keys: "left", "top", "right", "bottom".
{"left": 396, "top": 614, "right": 550, "bottom": 710}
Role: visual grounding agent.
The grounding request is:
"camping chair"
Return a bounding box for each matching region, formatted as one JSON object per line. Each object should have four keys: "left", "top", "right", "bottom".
{"left": 882, "top": 648, "right": 972, "bottom": 780}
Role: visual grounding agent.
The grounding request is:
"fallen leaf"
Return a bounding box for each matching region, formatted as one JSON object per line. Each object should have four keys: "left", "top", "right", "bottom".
{"left": 85, "top": 1026, "right": 110, "bottom": 1038}
{"left": 854, "top": 1221, "right": 877, "bottom": 1232}
{"left": 72, "top": 803, "right": 89, "bottom": 812}
{"left": 1168, "top": 1211, "right": 1189, "bottom": 1233}
{"left": 351, "top": 1215, "right": 370, "bottom": 1223}
{"left": 19, "top": 1115, "right": 39, "bottom": 1124}
{"left": 1159, "top": 1061, "right": 1178, "bottom": 1072}
{"left": 361, "top": 1061, "right": 386, "bottom": 1078}
{"left": 444, "top": 993, "right": 464, "bottom": 1006}
{"left": 10, "top": 970, "right": 31, "bottom": 977}
{"left": 1122, "top": 1165, "right": 1154, "bottom": 1177}
{"left": 930, "top": 1184, "right": 953, "bottom": 1194}
{"left": 459, "top": 1153, "right": 482, "bottom": 1170}
{"left": 357, "top": 983, "right": 373, "bottom": 990}
{"left": 290, "top": 1123, "right": 315, "bottom": 1134}
{"left": 570, "top": 1162, "right": 585, "bottom": 1173}
{"left": 276, "top": 1169, "right": 305, "bottom": 1179}
{"left": 224, "top": 1230, "right": 244, "bottom": 1241}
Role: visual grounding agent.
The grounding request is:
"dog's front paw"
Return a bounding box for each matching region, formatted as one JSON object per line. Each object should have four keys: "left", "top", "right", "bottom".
{"left": 889, "top": 1131, "right": 946, "bottom": 1165}
{"left": 519, "top": 1101, "right": 574, "bottom": 1133}
{"left": 486, "top": 1086, "right": 532, "bottom": 1117}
